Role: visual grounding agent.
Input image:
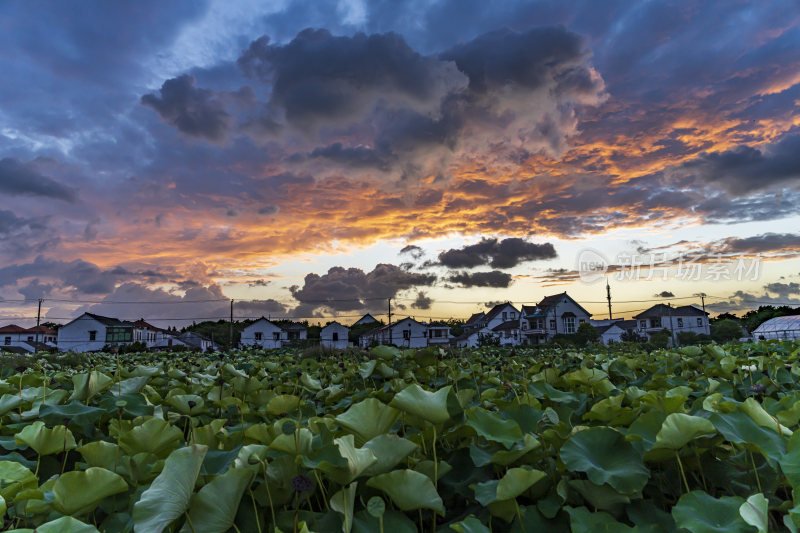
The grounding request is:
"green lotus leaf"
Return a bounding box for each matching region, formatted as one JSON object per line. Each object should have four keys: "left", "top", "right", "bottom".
{"left": 672, "top": 491, "right": 751, "bottom": 533}
{"left": 352, "top": 510, "right": 416, "bottom": 533}
{"left": 133, "top": 444, "right": 208, "bottom": 533}
{"left": 0, "top": 460, "right": 38, "bottom": 500}
{"left": 335, "top": 398, "right": 400, "bottom": 446}
{"left": 15, "top": 421, "right": 77, "bottom": 455}
{"left": 739, "top": 493, "right": 768, "bottom": 533}
{"left": 496, "top": 467, "right": 547, "bottom": 501}
{"left": 0, "top": 494, "right": 5, "bottom": 517}
{"left": 740, "top": 397, "right": 792, "bottom": 436}
{"left": 470, "top": 433, "right": 541, "bottom": 467}
{"left": 390, "top": 384, "right": 462, "bottom": 425}
{"left": 201, "top": 445, "right": 243, "bottom": 475}
{"left": 167, "top": 394, "right": 205, "bottom": 415}
{"left": 711, "top": 410, "right": 787, "bottom": 465}
{"left": 53, "top": 467, "right": 129, "bottom": 515}
{"left": 179, "top": 467, "right": 254, "bottom": 533}
{"left": 370, "top": 345, "right": 401, "bottom": 360}
{"left": 71, "top": 371, "right": 114, "bottom": 402}
{"left": 449, "top": 515, "right": 490, "bottom": 533}
{"left": 652, "top": 413, "right": 717, "bottom": 450}
{"left": 99, "top": 392, "right": 154, "bottom": 417}
{"left": 326, "top": 435, "right": 377, "bottom": 484}
{"left": 565, "top": 506, "right": 636, "bottom": 533}
{"left": 265, "top": 395, "right": 300, "bottom": 416}
{"left": 77, "top": 440, "right": 122, "bottom": 470}
{"left": 362, "top": 434, "right": 417, "bottom": 476}
{"left": 359, "top": 360, "right": 377, "bottom": 379}
{"left": 366, "top": 469, "right": 444, "bottom": 514}
{"left": 119, "top": 417, "right": 183, "bottom": 458}
{"left": 568, "top": 480, "right": 631, "bottom": 511}
{"left": 680, "top": 346, "right": 703, "bottom": 357}
{"left": 39, "top": 401, "right": 105, "bottom": 428}
{"left": 330, "top": 482, "right": 357, "bottom": 533}
{"left": 300, "top": 373, "right": 322, "bottom": 391}
{"left": 109, "top": 376, "right": 150, "bottom": 396}
{"left": 465, "top": 407, "right": 523, "bottom": 449}
{"left": 559, "top": 427, "right": 649, "bottom": 494}
{"left": 6, "top": 516, "right": 101, "bottom": 532}
{"left": 0, "top": 394, "right": 24, "bottom": 417}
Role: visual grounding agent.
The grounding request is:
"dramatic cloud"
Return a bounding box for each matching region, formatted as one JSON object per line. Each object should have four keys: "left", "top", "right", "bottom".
{"left": 399, "top": 244, "right": 425, "bottom": 259}
{"left": 0, "top": 158, "right": 76, "bottom": 201}
{"left": 290, "top": 263, "right": 437, "bottom": 313}
{"left": 764, "top": 282, "right": 800, "bottom": 298}
{"left": 411, "top": 291, "right": 433, "bottom": 309}
{"left": 141, "top": 75, "right": 233, "bottom": 141}
{"left": 438, "top": 238, "right": 556, "bottom": 269}
{"left": 714, "top": 233, "right": 800, "bottom": 256}
{"left": 676, "top": 132, "right": 800, "bottom": 194}
{"left": 448, "top": 270, "right": 513, "bottom": 288}
{"left": 655, "top": 291, "right": 675, "bottom": 298}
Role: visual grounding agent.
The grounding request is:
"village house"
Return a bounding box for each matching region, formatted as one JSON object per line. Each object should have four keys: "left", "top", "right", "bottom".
{"left": 426, "top": 321, "right": 452, "bottom": 345}
{"left": 521, "top": 293, "right": 592, "bottom": 345}
{"left": 57, "top": 312, "right": 135, "bottom": 352}
{"left": 0, "top": 324, "right": 58, "bottom": 353}
{"left": 240, "top": 318, "right": 308, "bottom": 349}
{"left": 589, "top": 319, "right": 628, "bottom": 345}
{"left": 353, "top": 314, "right": 379, "bottom": 326}
{"left": 454, "top": 303, "right": 521, "bottom": 347}
{"left": 359, "top": 317, "right": 428, "bottom": 349}
{"left": 633, "top": 304, "right": 710, "bottom": 345}
{"left": 320, "top": 321, "right": 350, "bottom": 349}
{"left": 176, "top": 331, "right": 219, "bottom": 352}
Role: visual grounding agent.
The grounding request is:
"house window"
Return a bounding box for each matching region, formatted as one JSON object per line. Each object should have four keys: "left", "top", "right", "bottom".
{"left": 403, "top": 330, "right": 410, "bottom": 340}
{"left": 563, "top": 316, "right": 576, "bottom": 334}
{"left": 273, "top": 332, "right": 280, "bottom": 341}
{"left": 254, "top": 332, "right": 263, "bottom": 341}
{"left": 639, "top": 320, "right": 647, "bottom": 329}
{"left": 332, "top": 332, "right": 339, "bottom": 341}
{"left": 697, "top": 318, "right": 703, "bottom": 327}
{"left": 521, "top": 321, "right": 527, "bottom": 330}
{"left": 677, "top": 318, "right": 683, "bottom": 328}
{"left": 510, "top": 312, "right": 516, "bottom": 319}
{"left": 435, "top": 329, "right": 442, "bottom": 337}
{"left": 649, "top": 318, "right": 661, "bottom": 328}
{"left": 3, "top": 337, "right": 10, "bottom": 345}
{"left": 89, "top": 331, "right": 97, "bottom": 341}
{"left": 549, "top": 319, "right": 556, "bottom": 329}
{"left": 105, "top": 327, "right": 132, "bottom": 343}
{"left": 502, "top": 312, "right": 507, "bottom": 321}
{"left": 27, "top": 336, "right": 33, "bottom": 341}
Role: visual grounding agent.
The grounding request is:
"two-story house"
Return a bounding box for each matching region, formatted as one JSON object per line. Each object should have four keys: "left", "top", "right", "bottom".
{"left": 359, "top": 317, "right": 428, "bottom": 349}
{"left": 633, "top": 304, "right": 710, "bottom": 345}
{"left": 57, "top": 313, "right": 135, "bottom": 352}
{"left": 521, "top": 292, "right": 592, "bottom": 345}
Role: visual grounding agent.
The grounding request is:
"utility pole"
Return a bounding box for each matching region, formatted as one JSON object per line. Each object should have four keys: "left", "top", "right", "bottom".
{"left": 695, "top": 292, "right": 706, "bottom": 314}
{"left": 606, "top": 279, "right": 612, "bottom": 320}
{"left": 667, "top": 303, "right": 676, "bottom": 347}
{"left": 387, "top": 298, "right": 392, "bottom": 345}
{"left": 229, "top": 299, "right": 234, "bottom": 350}
{"left": 35, "top": 298, "right": 42, "bottom": 345}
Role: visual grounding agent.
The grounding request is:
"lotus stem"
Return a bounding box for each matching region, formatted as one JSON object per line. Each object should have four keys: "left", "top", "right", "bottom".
{"left": 250, "top": 490, "right": 263, "bottom": 533}
{"left": 748, "top": 449, "right": 762, "bottom": 493}
{"left": 675, "top": 452, "right": 690, "bottom": 494}
{"left": 184, "top": 512, "right": 198, "bottom": 533}
{"left": 432, "top": 425, "right": 438, "bottom": 490}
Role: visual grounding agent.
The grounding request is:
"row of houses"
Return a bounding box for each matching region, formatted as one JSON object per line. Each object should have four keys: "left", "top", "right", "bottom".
{"left": 0, "top": 293, "right": 711, "bottom": 353}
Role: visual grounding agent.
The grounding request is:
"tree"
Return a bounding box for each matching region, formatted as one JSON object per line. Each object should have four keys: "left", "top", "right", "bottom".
{"left": 650, "top": 328, "right": 672, "bottom": 348}
{"left": 710, "top": 312, "right": 738, "bottom": 323}
{"left": 576, "top": 322, "right": 599, "bottom": 345}
{"left": 711, "top": 319, "right": 743, "bottom": 343}
{"left": 477, "top": 333, "right": 500, "bottom": 346}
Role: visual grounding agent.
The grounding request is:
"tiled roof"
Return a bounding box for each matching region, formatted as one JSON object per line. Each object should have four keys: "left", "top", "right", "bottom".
{"left": 483, "top": 303, "right": 517, "bottom": 323}
{"left": 0, "top": 324, "right": 28, "bottom": 334}
{"left": 633, "top": 304, "right": 708, "bottom": 319}
{"left": 465, "top": 312, "right": 485, "bottom": 325}
{"left": 492, "top": 320, "right": 520, "bottom": 332}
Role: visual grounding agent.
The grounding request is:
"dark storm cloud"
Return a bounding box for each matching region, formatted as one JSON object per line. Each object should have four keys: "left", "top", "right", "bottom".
{"left": 0, "top": 210, "right": 46, "bottom": 235}
{"left": 765, "top": 282, "right": 800, "bottom": 298}
{"left": 655, "top": 291, "right": 675, "bottom": 298}
{"left": 302, "top": 143, "right": 392, "bottom": 170}
{"left": 411, "top": 291, "right": 433, "bottom": 310}
{"left": 238, "top": 29, "right": 464, "bottom": 128}
{"left": 290, "top": 263, "right": 436, "bottom": 312}
{"left": 677, "top": 132, "right": 800, "bottom": 194}
{"left": 399, "top": 245, "right": 425, "bottom": 259}
{"left": 0, "top": 158, "right": 77, "bottom": 201}
{"left": 141, "top": 75, "right": 232, "bottom": 141}
{"left": 447, "top": 270, "right": 513, "bottom": 288}
{"left": 714, "top": 233, "right": 800, "bottom": 255}
{"left": 706, "top": 290, "right": 800, "bottom": 313}
{"left": 438, "top": 238, "right": 557, "bottom": 269}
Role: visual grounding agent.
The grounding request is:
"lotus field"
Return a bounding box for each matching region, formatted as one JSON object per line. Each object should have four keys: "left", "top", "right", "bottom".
{"left": 2, "top": 342, "right": 800, "bottom": 532}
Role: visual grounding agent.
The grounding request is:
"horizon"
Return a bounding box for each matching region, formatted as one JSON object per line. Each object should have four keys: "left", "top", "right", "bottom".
{"left": 1, "top": 1, "right": 799, "bottom": 328}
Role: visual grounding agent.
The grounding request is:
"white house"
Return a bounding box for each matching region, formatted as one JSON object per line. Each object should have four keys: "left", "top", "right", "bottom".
{"left": 0, "top": 324, "right": 58, "bottom": 353}
{"left": 454, "top": 304, "right": 521, "bottom": 347}
{"left": 281, "top": 322, "right": 307, "bottom": 343}
{"left": 521, "top": 293, "right": 593, "bottom": 345}
{"left": 359, "top": 317, "right": 428, "bottom": 349}
{"left": 320, "top": 321, "right": 349, "bottom": 349}
{"left": 177, "top": 331, "right": 219, "bottom": 352}
{"left": 633, "top": 304, "right": 710, "bottom": 345}
{"left": 57, "top": 313, "right": 135, "bottom": 352}
{"left": 241, "top": 318, "right": 285, "bottom": 349}
{"left": 426, "top": 321, "right": 451, "bottom": 345}
{"left": 591, "top": 321, "right": 626, "bottom": 345}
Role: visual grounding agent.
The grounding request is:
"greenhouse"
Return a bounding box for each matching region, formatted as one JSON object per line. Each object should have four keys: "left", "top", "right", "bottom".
{"left": 753, "top": 314, "right": 800, "bottom": 340}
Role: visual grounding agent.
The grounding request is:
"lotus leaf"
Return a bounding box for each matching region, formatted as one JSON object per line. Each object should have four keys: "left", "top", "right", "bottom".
{"left": 53, "top": 467, "right": 129, "bottom": 515}
{"left": 179, "top": 467, "right": 253, "bottom": 533}
{"left": 465, "top": 407, "right": 523, "bottom": 449}
{"left": 330, "top": 482, "right": 357, "bottom": 533}
{"left": 366, "top": 469, "right": 444, "bottom": 514}
{"left": 390, "top": 384, "right": 462, "bottom": 425}
{"left": 15, "top": 421, "right": 77, "bottom": 455}
{"left": 335, "top": 398, "right": 399, "bottom": 445}
{"left": 119, "top": 417, "right": 183, "bottom": 458}
{"left": 672, "top": 491, "right": 751, "bottom": 533}
{"left": 133, "top": 444, "right": 207, "bottom": 533}
{"left": 71, "top": 371, "right": 114, "bottom": 402}
{"left": 560, "top": 427, "right": 649, "bottom": 494}
{"left": 0, "top": 460, "right": 38, "bottom": 500}
{"left": 652, "top": 413, "right": 717, "bottom": 450}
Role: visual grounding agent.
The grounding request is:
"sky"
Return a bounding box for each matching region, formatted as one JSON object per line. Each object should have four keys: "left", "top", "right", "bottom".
{"left": 0, "top": 0, "right": 799, "bottom": 327}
